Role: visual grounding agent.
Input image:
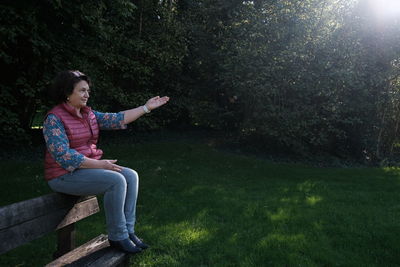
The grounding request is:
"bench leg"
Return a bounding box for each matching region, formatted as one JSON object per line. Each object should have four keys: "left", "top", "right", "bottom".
{"left": 53, "top": 223, "right": 75, "bottom": 259}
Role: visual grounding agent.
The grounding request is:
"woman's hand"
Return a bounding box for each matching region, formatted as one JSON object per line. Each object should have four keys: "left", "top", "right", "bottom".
{"left": 122, "top": 96, "right": 170, "bottom": 124}
{"left": 100, "top": 159, "right": 123, "bottom": 172}
{"left": 80, "top": 157, "right": 123, "bottom": 171}
{"left": 145, "top": 96, "right": 170, "bottom": 111}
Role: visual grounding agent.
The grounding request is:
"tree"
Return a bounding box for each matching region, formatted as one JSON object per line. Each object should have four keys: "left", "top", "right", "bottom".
{"left": 0, "top": 0, "right": 187, "bottom": 147}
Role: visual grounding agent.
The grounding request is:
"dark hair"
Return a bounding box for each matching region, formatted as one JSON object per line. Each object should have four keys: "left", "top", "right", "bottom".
{"left": 48, "top": 70, "right": 91, "bottom": 104}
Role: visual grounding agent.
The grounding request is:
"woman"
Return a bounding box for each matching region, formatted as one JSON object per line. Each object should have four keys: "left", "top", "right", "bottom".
{"left": 43, "top": 70, "right": 169, "bottom": 253}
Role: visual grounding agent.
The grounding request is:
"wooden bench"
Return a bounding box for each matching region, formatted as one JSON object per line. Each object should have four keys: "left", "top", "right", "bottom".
{"left": 0, "top": 193, "right": 131, "bottom": 266}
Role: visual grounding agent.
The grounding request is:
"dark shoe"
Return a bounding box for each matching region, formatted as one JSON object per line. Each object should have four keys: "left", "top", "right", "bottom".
{"left": 108, "top": 238, "right": 142, "bottom": 254}
{"left": 129, "top": 233, "right": 149, "bottom": 249}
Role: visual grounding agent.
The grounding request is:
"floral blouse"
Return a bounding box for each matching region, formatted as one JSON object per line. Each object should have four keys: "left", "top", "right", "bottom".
{"left": 43, "top": 111, "right": 126, "bottom": 172}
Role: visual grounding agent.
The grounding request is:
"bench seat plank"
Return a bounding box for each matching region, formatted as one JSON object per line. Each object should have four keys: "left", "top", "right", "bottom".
{"left": 46, "top": 234, "right": 129, "bottom": 267}
{"left": 81, "top": 248, "right": 129, "bottom": 267}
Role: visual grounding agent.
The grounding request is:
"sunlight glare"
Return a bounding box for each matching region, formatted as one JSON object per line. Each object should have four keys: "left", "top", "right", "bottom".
{"left": 368, "top": 0, "right": 400, "bottom": 18}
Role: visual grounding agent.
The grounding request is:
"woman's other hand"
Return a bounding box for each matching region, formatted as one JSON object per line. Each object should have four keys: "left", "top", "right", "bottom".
{"left": 101, "top": 159, "right": 123, "bottom": 172}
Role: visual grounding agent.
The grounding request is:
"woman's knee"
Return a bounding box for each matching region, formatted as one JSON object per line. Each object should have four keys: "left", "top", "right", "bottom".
{"left": 122, "top": 168, "right": 139, "bottom": 185}
{"left": 108, "top": 171, "right": 128, "bottom": 189}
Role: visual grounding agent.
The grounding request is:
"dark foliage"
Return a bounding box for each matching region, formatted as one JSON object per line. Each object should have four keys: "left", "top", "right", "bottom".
{"left": 1, "top": 0, "right": 400, "bottom": 162}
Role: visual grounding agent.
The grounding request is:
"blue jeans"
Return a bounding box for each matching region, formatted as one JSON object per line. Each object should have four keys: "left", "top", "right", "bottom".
{"left": 48, "top": 167, "right": 139, "bottom": 241}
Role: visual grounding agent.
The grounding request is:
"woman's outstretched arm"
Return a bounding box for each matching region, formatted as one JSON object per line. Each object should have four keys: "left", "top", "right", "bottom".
{"left": 122, "top": 96, "right": 169, "bottom": 124}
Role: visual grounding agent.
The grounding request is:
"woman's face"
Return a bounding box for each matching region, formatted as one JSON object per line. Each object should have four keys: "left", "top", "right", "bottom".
{"left": 67, "top": 80, "right": 90, "bottom": 109}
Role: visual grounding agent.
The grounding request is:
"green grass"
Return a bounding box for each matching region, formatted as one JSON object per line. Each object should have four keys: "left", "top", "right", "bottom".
{"left": 1, "top": 139, "right": 400, "bottom": 266}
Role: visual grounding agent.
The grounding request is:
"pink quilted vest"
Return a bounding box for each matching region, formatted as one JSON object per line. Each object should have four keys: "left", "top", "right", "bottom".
{"left": 44, "top": 103, "right": 103, "bottom": 180}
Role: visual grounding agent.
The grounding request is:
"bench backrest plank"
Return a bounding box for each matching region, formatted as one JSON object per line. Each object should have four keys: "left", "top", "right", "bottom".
{"left": 0, "top": 193, "right": 99, "bottom": 254}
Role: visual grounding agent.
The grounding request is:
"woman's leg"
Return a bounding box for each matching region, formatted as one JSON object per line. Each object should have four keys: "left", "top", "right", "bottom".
{"left": 48, "top": 168, "right": 136, "bottom": 241}
{"left": 119, "top": 168, "right": 139, "bottom": 235}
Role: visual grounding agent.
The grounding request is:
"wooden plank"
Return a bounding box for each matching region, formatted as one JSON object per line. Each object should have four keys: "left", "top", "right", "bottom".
{"left": 0, "top": 209, "right": 69, "bottom": 254}
{"left": 0, "top": 193, "right": 76, "bottom": 229}
{"left": 56, "top": 197, "right": 99, "bottom": 229}
{"left": 85, "top": 249, "right": 130, "bottom": 267}
{"left": 62, "top": 246, "right": 130, "bottom": 267}
{"left": 0, "top": 193, "right": 96, "bottom": 230}
{"left": 53, "top": 224, "right": 76, "bottom": 259}
{"left": 0, "top": 194, "right": 99, "bottom": 254}
{"left": 46, "top": 234, "right": 110, "bottom": 267}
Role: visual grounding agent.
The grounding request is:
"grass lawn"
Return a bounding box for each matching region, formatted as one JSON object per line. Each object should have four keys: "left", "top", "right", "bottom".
{"left": 1, "top": 137, "right": 400, "bottom": 266}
